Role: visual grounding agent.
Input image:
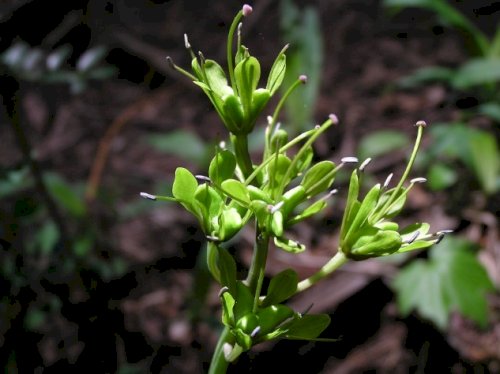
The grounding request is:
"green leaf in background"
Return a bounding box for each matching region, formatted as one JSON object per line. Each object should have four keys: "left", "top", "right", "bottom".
{"left": 427, "top": 162, "right": 458, "bottom": 190}
{"left": 452, "top": 58, "right": 500, "bottom": 89}
{"left": 146, "top": 130, "right": 207, "bottom": 166}
{"left": 280, "top": 0, "right": 323, "bottom": 132}
{"left": 468, "top": 130, "right": 500, "bottom": 194}
{"left": 394, "top": 237, "right": 495, "bottom": 329}
{"left": 45, "top": 174, "right": 86, "bottom": 217}
{"left": 478, "top": 102, "right": 500, "bottom": 122}
{"left": 397, "top": 66, "right": 455, "bottom": 88}
{"left": 357, "top": 130, "right": 410, "bottom": 160}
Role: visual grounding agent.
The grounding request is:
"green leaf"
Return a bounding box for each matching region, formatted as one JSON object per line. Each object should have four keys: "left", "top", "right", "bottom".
{"left": 343, "top": 184, "right": 381, "bottom": 245}
{"left": 209, "top": 150, "right": 237, "bottom": 185}
{"left": 478, "top": 102, "right": 500, "bottom": 122}
{"left": 394, "top": 237, "right": 495, "bottom": 329}
{"left": 195, "top": 185, "right": 223, "bottom": 224}
{"left": 340, "top": 170, "right": 359, "bottom": 240}
{"left": 280, "top": 0, "right": 323, "bottom": 131}
{"left": 219, "top": 207, "right": 243, "bottom": 241}
{"left": 397, "top": 66, "right": 455, "bottom": 88}
{"left": 266, "top": 52, "right": 287, "bottom": 95}
{"left": 257, "top": 304, "right": 294, "bottom": 335}
{"left": 233, "top": 281, "right": 254, "bottom": 321}
{"left": 453, "top": 58, "right": 500, "bottom": 89}
{"left": 262, "top": 269, "right": 298, "bottom": 307}
{"left": 468, "top": 131, "right": 499, "bottom": 194}
{"left": 301, "top": 160, "right": 336, "bottom": 197}
{"left": 172, "top": 167, "right": 198, "bottom": 203}
{"left": 146, "top": 130, "right": 207, "bottom": 165}
{"left": 270, "top": 211, "right": 284, "bottom": 237}
{"left": 221, "top": 291, "right": 236, "bottom": 326}
{"left": 34, "top": 222, "right": 59, "bottom": 256}
{"left": 203, "top": 59, "right": 233, "bottom": 98}
{"left": 218, "top": 247, "right": 237, "bottom": 293}
{"left": 427, "top": 162, "right": 458, "bottom": 190}
{"left": 267, "top": 154, "right": 292, "bottom": 193}
{"left": 287, "top": 199, "right": 327, "bottom": 226}
{"left": 221, "top": 179, "right": 250, "bottom": 205}
{"left": 274, "top": 236, "right": 306, "bottom": 253}
{"left": 235, "top": 56, "right": 261, "bottom": 113}
{"left": 358, "top": 131, "right": 410, "bottom": 160}
{"left": 284, "top": 314, "right": 331, "bottom": 340}
{"left": 222, "top": 94, "right": 245, "bottom": 131}
{"left": 45, "top": 174, "right": 86, "bottom": 217}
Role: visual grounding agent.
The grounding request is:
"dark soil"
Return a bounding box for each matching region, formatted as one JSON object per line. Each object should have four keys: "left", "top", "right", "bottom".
{"left": 1, "top": 0, "right": 499, "bottom": 373}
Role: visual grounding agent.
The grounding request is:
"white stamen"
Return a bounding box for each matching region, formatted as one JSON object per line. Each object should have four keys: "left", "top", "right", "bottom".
{"left": 140, "top": 192, "right": 157, "bottom": 200}
{"left": 383, "top": 173, "right": 394, "bottom": 188}
{"left": 341, "top": 156, "right": 358, "bottom": 164}
{"left": 195, "top": 175, "right": 212, "bottom": 183}
{"left": 410, "top": 177, "right": 427, "bottom": 184}
{"left": 183, "top": 34, "right": 191, "bottom": 49}
{"left": 329, "top": 114, "right": 339, "bottom": 125}
{"left": 250, "top": 326, "right": 261, "bottom": 338}
{"left": 359, "top": 158, "right": 372, "bottom": 171}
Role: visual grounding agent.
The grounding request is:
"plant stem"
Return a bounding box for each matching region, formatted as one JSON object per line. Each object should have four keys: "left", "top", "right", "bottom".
{"left": 232, "top": 134, "right": 253, "bottom": 179}
{"left": 296, "top": 251, "right": 348, "bottom": 293}
{"left": 246, "top": 228, "right": 270, "bottom": 295}
{"left": 208, "top": 326, "right": 233, "bottom": 374}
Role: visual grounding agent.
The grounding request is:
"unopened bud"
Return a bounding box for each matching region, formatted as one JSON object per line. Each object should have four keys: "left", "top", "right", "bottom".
{"left": 329, "top": 113, "right": 339, "bottom": 125}
{"left": 242, "top": 4, "right": 253, "bottom": 16}
{"left": 299, "top": 74, "right": 308, "bottom": 83}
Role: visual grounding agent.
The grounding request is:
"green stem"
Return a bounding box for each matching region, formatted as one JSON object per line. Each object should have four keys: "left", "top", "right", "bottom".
{"left": 372, "top": 123, "right": 425, "bottom": 222}
{"left": 227, "top": 10, "right": 244, "bottom": 91}
{"left": 232, "top": 134, "right": 253, "bottom": 179}
{"left": 296, "top": 251, "right": 348, "bottom": 293}
{"left": 246, "top": 228, "right": 270, "bottom": 295}
{"left": 208, "top": 326, "right": 233, "bottom": 374}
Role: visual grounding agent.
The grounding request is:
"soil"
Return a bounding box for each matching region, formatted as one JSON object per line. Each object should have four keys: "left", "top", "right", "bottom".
{"left": 0, "top": 0, "right": 499, "bottom": 373}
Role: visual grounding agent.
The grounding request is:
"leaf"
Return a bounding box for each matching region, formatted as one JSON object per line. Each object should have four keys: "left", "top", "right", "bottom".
{"left": 284, "top": 314, "right": 331, "bottom": 340}
{"left": 146, "top": 130, "right": 207, "bottom": 165}
{"left": 235, "top": 56, "right": 261, "bottom": 113}
{"left": 468, "top": 130, "right": 499, "bottom": 194}
{"left": 301, "top": 160, "right": 336, "bottom": 197}
{"left": 233, "top": 281, "right": 254, "bottom": 321}
{"left": 339, "top": 170, "right": 359, "bottom": 240}
{"left": 218, "top": 247, "right": 237, "bottom": 293}
{"left": 358, "top": 131, "right": 410, "bottom": 160}
{"left": 222, "top": 94, "right": 245, "bottom": 131}
{"left": 274, "top": 236, "right": 306, "bottom": 253}
{"left": 195, "top": 185, "right": 223, "bottom": 223}
{"left": 287, "top": 199, "right": 327, "bottom": 226}
{"left": 262, "top": 269, "right": 298, "bottom": 307}
{"left": 257, "top": 305, "right": 294, "bottom": 335}
{"left": 45, "top": 174, "right": 86, "bottom": 217}
{"left": 209, "top": 150, "right": 237, "bottom": 185}
{"left": 218, "top": 207, "right": 243, "bottom": 241}
{"left": 452, "top": 58, "right": 500, "bottom": 89}
{"left": 478, "top": 102, "right": 500, "bottom": 122}
{"left": 397, "top": 66, "right": 455, "bottom": 88}
{"left": 267, "top": 154, "right": 292, "bottom": 193}
{"left": 204, "top": 59, "right": 233, "bottom": 98}
{"left": 221, "top": 179, "right": 250, "bottom": 205}
{"left": 394, "top": 237, "right": 495, "bottom": 329}
{"left": 427, "top": 162, "right": 458, "bottom": 190}
{"left": 172, "top": 167, "right": 198, "bottom": 203}
{"left": 76, "top": 46, "right": 107, "bottom": 72}
{"left": 266, "top": 52, "right": 286, "bottom": 95}
{"left": 280, "top": 0, "right": 323, "bottom": 131}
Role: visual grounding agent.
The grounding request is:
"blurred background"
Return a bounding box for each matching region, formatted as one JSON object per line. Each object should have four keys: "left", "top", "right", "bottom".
{"left": 0, "top": 0, "right": 499, "bottom": 372}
